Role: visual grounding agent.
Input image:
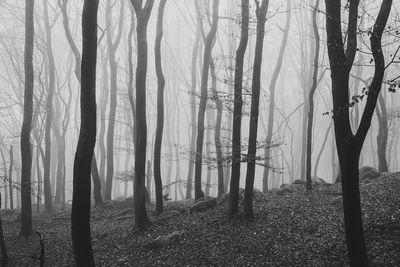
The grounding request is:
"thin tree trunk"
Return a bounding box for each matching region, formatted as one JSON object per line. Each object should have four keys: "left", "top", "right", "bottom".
{"left": 186, "top": 28, "right": 201, "bottom": 200}
{"left": 376, "top": 94, "right": 389, "bottom": 172}
{"left": 210, "top": 59, "right": 224, "bottom": 197}
{"left": 71, "top": 0, "right": 99, "bottom": 264}
{"left": 0, "top": 193, "right": 7, "bottom": 266}
{"left": 229, "top": 0, "right": 249, "bottom": 216}
{"left": 0, "top": 150, "right": 8, "bottom": 210}
{"left": 263, "top": 0, "right": 290, "bottom": 192}
{"left": 243, "top": 0, "right": 269, "bottom": 219}
{"left": 8, "top": 145, "right": 13, "bottom": 210}
{"left": 20, "top": 0, "right": 34, "bottom": 236}
{"left": 305, "top": 0, "right": 320, "bottom": 191}
{"left": 154, "top": 0, "right": 166, "bottom": 215}
{"left": 105, "top": 0, "right": 125, "bottom": 200}
{"left": 313, "top": 122, "right": 332, "bottom": 177}
{"left": 194, "top": 0, "right": 219, "bottom": 200}
{"left": 43, "top": 0, "right": 55, "bottom": 212}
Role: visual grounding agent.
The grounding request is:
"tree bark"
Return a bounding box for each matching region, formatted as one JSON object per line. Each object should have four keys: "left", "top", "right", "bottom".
{"left": 186, "top": 28, "right": 201, "bottom": 200}
{"left": 376, "top": 94, "right": 389, "bottom": 172}
{"left": 8, "top": 145, "right": 13, "bottom": 210}
{"left": 154, "top": 0, "right": 166, "bottom": 216}
{"left": 130, "top": 0, "right": 154, "bottom": 229}
{"left": 20, "top": 0, "right": 34, "bottom": 237}
{"left": 210, "top": 59, "right": 224, "bottom": 197}
{"left": 305, "top": 0, "right": 320, "bottom": 191}
{"left": 71, "top": 0, "right": 99, "bottom": 264}
{"left": 229, "top": 0, "right": 249, "bottom": 216}
{"left": 194, "top": 0, "right": 219, "bottom": 200}
{"left": 243, "top": 0, "right": 269, "bottom": 219}
{"left": 325, "top": 0, "right": 392, "bottom": 264}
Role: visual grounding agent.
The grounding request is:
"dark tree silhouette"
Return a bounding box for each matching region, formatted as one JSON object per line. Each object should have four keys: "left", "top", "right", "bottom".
{"left": 8, "top": 145, "right": 13, "bottom": 210}
{"left": 0, "top": 193, "right": 7, "bottom": 266}
{"left": 194, "top": 0, "right": 219, "bottom": 200}
{"left": 229, "top": 0, "right": 249, "bottom": 216}
{"left": 243, "top": 0, "right": 269, "bottom": 219}
{"left": 20, "top": 0, "right": 34, "bottom": 237}
{"left": 154, "top": 0, "right": 167, "bottom": 216}
{"left": 130, "top": 0, "right": 154, "bottom": 228}
{"left": 324, "top": 0, "right": 392, "bottom": 264}
{"left": 71, "top": 0, "right": 99, "bottom": 264}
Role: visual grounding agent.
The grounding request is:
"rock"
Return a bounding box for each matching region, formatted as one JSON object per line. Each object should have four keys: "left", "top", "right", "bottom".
{"left": 292, "top": 179, "right": 306, "bottom": 185}
{"left": 156, "top": 210, "right": 182, "bottom": 222}
{"left": 276, "top": 186, "right": 294, "bottom": 196}
{"left": 153, "top": 230, "right": 185, "bottom": 247}
{"left": 190, "top": 197, "right": 217, "bottom": 213}
{"left": 216, "top": 188, "right": 264, "bottom": 206}
{"left": 359, "top": 166, "right": 380, "bottom": 182}
{"left": 312, "top": 177, "right": 328, "bottom": 185}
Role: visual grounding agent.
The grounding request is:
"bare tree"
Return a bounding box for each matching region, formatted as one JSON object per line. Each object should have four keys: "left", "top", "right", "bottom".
{"left": 130, "top": 0, "right": 155, "bottom": 228}
{"left": 194, "top": 0, "right": 219, "bottom": 200}
{"left": 324, "top": 0, "right": 392, "bottom": 264}
{"left": 71, "top": 0, "right": 99, "bottom": 264}
{"left": 153, "top": 0, "right": 167, "bottom": 216}
{"left": 229, "top": 0, "right": 249, "bottom": 216}
{"left": 105, "top": 0, "right": 125, "bottom": 200}
{"left": 20, "top": 0, "right": 35, "bottom": 237}
{"left": 243, "top": 0, "right": 269, "bottom": 219}
{"left": 305, "top": 0, "right": 320, "bottom": 191}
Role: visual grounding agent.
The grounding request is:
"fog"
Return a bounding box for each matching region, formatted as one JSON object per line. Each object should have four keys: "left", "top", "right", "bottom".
{"left": 0, "top": 0, "right": 399, "bottom": 204}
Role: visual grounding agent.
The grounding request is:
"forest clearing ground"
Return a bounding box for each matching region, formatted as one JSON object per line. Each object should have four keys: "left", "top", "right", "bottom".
{"left": 1, "top": 173, "right": 400, "bottom": 266}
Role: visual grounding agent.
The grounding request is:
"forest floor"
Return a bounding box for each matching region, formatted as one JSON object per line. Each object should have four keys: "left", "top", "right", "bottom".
{"left": 1, "top": 173, "right": 400, "bottom": 266}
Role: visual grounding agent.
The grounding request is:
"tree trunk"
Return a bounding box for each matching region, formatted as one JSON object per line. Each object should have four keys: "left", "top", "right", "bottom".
{"left": 154, "top": 0, "right": 166, "bottom": 216}
{"left": 105, "top": 0, "right": 125, "bottom": 201}
{"left": 8, "top": 145, "right": 13, "bottom": 210}
{"left": 0, "top": 150, "right": 8, "bottom": 210}
{"left": 262, "top": 0, "right": 290, "bottom": 192}
{"left": 210, "top": 59, "right": 224, "bottom": 197}
{"left": 20, "top": 0, "right": 34, "bottom": 236}
{"left": 194, "top": 0, "right": 219, "bottom": 200}
{"left": 71, "top": 0, "right": 99, "bottom": 264}
{"left": 43, "top": 0, "right": 55, "bottom": 212}
{"left": 186, "top": 28, "right": 201, "bottom": 200}
{"left": 243, "top": 0, "right": 269, "bottom": 219}
{"left": 313, "top": 122, "right": 332, "bottom": 177}
{"left": 376, "top": 94, "right": 389, "bottom": 172}
{"left": 0, "top": 194, "right": 8, "bottom": 266}
{"left": 305, "top": 0, "right": 320, "bottom": 191}
{"left": 325, "top": 0, "right": 392, "bottom": 264}
{"left": 91, "top": 156, "right": 103, "bottom": 205}
{"left": 229, "top": 0, "right": 249, "bottom": 216}
{"left": 131, "top": 0, "right": 154, "bottom": 229}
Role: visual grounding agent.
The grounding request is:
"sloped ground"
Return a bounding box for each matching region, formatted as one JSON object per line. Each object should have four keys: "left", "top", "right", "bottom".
{"left": 1, "top": 173, "right": 399, "bottom": 266}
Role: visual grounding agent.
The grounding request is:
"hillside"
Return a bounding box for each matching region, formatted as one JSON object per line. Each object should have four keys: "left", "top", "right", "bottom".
{"left": 1, "top": 173, "right": 400, "bottom": 266}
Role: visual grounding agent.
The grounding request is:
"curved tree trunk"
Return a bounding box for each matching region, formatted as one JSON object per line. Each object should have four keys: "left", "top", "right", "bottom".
{"left": 70, "top": 0, "right": 99, "bottom": 264}
{"left": 194, "top": 0, "right": 219, "bottom": 200}
{"left": 229, "top": 0, "right": 249, "bottom": 216}
{"left": 243, "top": 0, "right": 269, "bottom": 219}
{"left": 305, "top": 0, "right": 320, "bottom": 191}
{"left": 154, "top": 0, "right": 166, "bottom": 216}
{"left": 20, "top": 0, "right": 34, "bottom": 237}
{"left": 325, "top": 0, "right": 392, "bottom": 264}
